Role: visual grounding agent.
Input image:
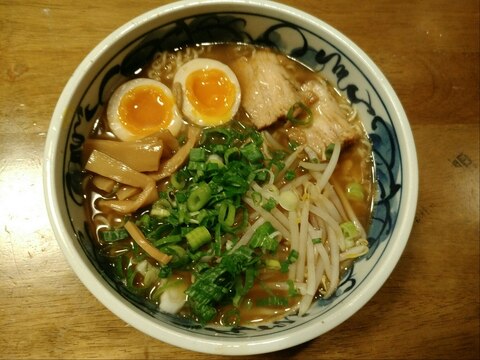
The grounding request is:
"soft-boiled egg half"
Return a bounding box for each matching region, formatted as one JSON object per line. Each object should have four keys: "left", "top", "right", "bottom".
{"left": 107, "top": 78, "right": 183, "bottom": 141}
{"left": 173, "top": 58, "right": 241, "bottom": 127}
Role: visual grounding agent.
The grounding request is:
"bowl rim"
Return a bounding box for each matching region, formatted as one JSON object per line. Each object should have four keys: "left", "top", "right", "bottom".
{"left": 43, "top": 0, "right": 418, "bottom": 355}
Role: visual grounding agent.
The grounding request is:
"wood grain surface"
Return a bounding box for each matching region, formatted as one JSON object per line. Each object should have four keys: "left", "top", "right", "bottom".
{"left": 0, "top": 1, "right": 478, "bottom": 359}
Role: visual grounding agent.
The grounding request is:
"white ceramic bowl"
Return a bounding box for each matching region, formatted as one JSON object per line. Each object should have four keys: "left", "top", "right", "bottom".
{"left": 44, "top": 0, "right": 418, "bottom": 355}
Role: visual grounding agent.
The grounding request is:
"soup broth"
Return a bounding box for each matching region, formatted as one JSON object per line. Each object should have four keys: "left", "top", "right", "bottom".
{"left": 83, "top": 43, "right": 374, "bottom": 326}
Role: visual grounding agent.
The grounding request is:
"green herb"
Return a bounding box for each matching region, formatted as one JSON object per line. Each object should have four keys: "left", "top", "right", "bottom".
{"left": 280, "top": 249, "right": 299, "bottom": 273}
{"left": 284, "top": 169, "right": 296, "bottom": 181}
{"left": 256, "top": 296, "right": 289, "bottom": 307}
{"left": 240, "top": 142, "right": 264, "bottom": 163}
{"left": 262, "top": 197, "right": 277, "bottom": 212}
{"left": 186, "top": 246, "right": 258, "bottom": 324}
{"left": 312, "top": 237, "right": 322, "bottom": 244}
{"left": 100, "top": 228, "right": 129, "bottom": 242}
{"left": 249, "top": 222, "right": 278, "bottom": 252}
{"left": 286, "top": 279, "right": 298, "bottom": 297}
{"left": 218, "top": 201, "right": 236, "bottom": 227}
{"left": 186, "top": 226, "right": 212, "bottom": 251}
{"left": 340, "top": 221, "right": 359, "bottom": 241}
{"left": 224, "top": 147, "right": 241, "bottom": 163}
{"left": 325, "top": 143, "right": 335, "bottom": 160}
{"left": 346, "top": 182, "right": 365, "bottom": 201}
{"left": 187, "top": 183, "right": 212, "bottom": 212}
{"left": 251, "top": 191, "right": 262, "bottom": 205}
{"left": 287, "top": 102, "right": 313, "bottom": 126}
{"left": 152, "top": 234, "right": 182, "bottom": 247}
{"left": 160, "top": 245, "right": 188, "bottom": 268}
{"left": 288, "top": 140, "right": 300, "bottom": 151}
{"left": 233, "top": 266, "right": 256, "bottom": 307}
{"left": 170, "top": 171, "right": 186, "bottom": 190}
{"left": 265, "top": 258, "right": 281, "bottom": 270}
{"left": 189, "top": 148, "right": 207, "bottom": 162}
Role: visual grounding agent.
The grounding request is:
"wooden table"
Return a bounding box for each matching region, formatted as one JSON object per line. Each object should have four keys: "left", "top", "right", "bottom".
{"left": 1, "top": 0, "right": 478, "bottom": 358}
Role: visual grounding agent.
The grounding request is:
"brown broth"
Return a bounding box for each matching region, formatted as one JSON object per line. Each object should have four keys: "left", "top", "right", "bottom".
{"left": 83, "top": 43, "right": 375, "bottom": 326}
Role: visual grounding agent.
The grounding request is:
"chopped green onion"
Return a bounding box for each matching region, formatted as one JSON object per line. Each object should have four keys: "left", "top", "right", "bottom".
{"left": 213, "top": 223, "right": 222, "bottom": 256}
{"left": 265, "top": 259, "right": 281, "bottom": 270}
{"left": 233, "top": 266, "right": 256, "bottom": 307}
{"left": 249, "top": 222, "right": 278, "bottom": 252}
{"left": 187, "top": 183, "right": 212, "bottom": 212}
{"left": 312, "top": 237, "right": 322, "bottom": 244}
{"left": 251, "top": 191, "right": 262, "bottom": 205}
{"left": 186, "top": 245, "right": 258, "bottom": 323}
{"left": 126, "top": 265, "right": 138, "bottom": 289}
{"left": 146, "top": 224, "right": 173, "bottom": 241}
{"left": 193, "top": 261, "right": 210, "bottom": 275}
{"left": 189, "top": 148, "right": 207, "bottom": 162}
{"left": 136, "top": 214, "right": 153, "bottom": 231}
{"left": 254, "top": 169, "right": 269, "bottom": 182}
{"left": 175, "top": 191, "right": 188, "bottom": 204}
{"left": 262, "top": 197, "right": 277, "bottom": 212}
{"left": 256, "top": 296, "right": 289, "bottom": 307}
{"left": 288, "top": 139, "right": 300, "bottom": 151}
{"left": 152, "top": 234, "right": 182, "bottom": 247}
{"left": 170, "top": 172, "right": 186, "bottom": 190}
{"left": 211, "top": 144, "right": 227, "bottom": 155}
{"left": 185, "top": 226, "right": 212, "bottom": 251}
{"left": 346, "top": 182, "right": 365, "bottom": 201}
{"left": 177, "top": 133, "right": 187, "bottom": 145}
{"left": 287, "top": 102, "right": 313, "bottom": 126}
{"left": 187, "top": 161, "right": 206, "bottom": 172}
{"left": 280, "top": 249, "right": 299, "bottom": 273}
{"left": 150, "top": 207, "right": 170, "bottom": 218}
{"left": 286, "top": 279, "right": 298, "bottom": 297}
{"left": 218, "top": 201, "right": 236, "bottom": 227}
{"left": 288, "top": 249, "right": 299, "bottom": 263}
{"left": 224, "top": 147, "right": 241, "bottom": 163}
{"left": 340, "top": 221, "right": 359, "bottom": 241}
{"left": 160, "top": 245, "right": 188, "bottom": 267}
{"left": 240, "top": 142, "right": 264, "bottom": 163}
{"left": 325, "top": 143, "right": 335, "bottom": 160}
{"left": 206, "top": 154, "right": 224, "bottom": 167}
{"left": 158, "top": 266, "right": 172, "bottom": 278}
{"left": 100, "top": 228, "right": 129, "bottom": 242}
{"left": 284, "top": 169, "right": 296, "bottom": 181}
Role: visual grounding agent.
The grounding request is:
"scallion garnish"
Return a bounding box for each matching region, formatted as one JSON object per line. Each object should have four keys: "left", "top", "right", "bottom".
{"left": 100, "top": 228, "right": 129, "bottom": 242}
{"left": 325, "top": 143, "right": 335, "bottom": 160}
{"left": 256, "top": 295, "right": 289, "bottom": 307}
{"left": 287, "top": 102, "right": 313, "bottom": 126}
{"left": 187, "top": 183, "right": 212, "bottom": 212}
{"left": 189, "top": 147, "right": 207, "bottom": 162}
{"left": 249, "top": 222, "right": 278, "bottom": 252}
{"left": 185, "top": 226, "right": 212, "bottom": 251}
{"left": 346, "top": 182, "right": 365, "bottom": 201}
{"left": 218, "top": 201, "right": 236, "bottom": 227}
{"left": 261, "top": 197, "right": 277, "bottom": 212}
{"left": 284, "top": 169, "right": 296, "bottom": 181}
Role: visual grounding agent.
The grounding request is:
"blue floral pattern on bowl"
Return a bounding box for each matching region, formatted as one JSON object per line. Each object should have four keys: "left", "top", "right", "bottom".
{"left": 62, "top": 12, "right": 401, "bottom": 337}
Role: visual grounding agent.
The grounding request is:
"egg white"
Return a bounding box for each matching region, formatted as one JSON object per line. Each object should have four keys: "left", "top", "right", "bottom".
{"left": 107, "top": 78, "right": 183, "bottom": 141}
{"left": 173, "top": 58, "right": 241, "bottom": 127}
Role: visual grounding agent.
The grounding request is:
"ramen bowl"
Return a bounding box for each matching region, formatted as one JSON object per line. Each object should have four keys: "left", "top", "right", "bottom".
{"left": 43, "top": 0, "right": 418, "bottom": 355}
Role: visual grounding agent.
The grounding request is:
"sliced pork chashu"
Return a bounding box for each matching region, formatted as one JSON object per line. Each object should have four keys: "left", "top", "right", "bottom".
{"left": 231, "top": 50, "right": 301, "bottom": 129}
{"left": 231, "top": 49, "right": 363, "bottom": 156}
{"left": 292, "top": 78, "right": 363, "bottom": 156}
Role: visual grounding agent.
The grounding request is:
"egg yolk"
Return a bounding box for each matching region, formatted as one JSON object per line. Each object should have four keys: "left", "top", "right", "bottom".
{"left": 185, "top": 68, "right": 236, "bottom": 122}
{"left": 118, "top": 85, "right": 173, "bottom": 136}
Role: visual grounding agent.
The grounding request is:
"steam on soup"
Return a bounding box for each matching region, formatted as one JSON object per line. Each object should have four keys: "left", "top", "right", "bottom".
{"left": 82, "top": 43, "right": 375, "bottom": 326}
